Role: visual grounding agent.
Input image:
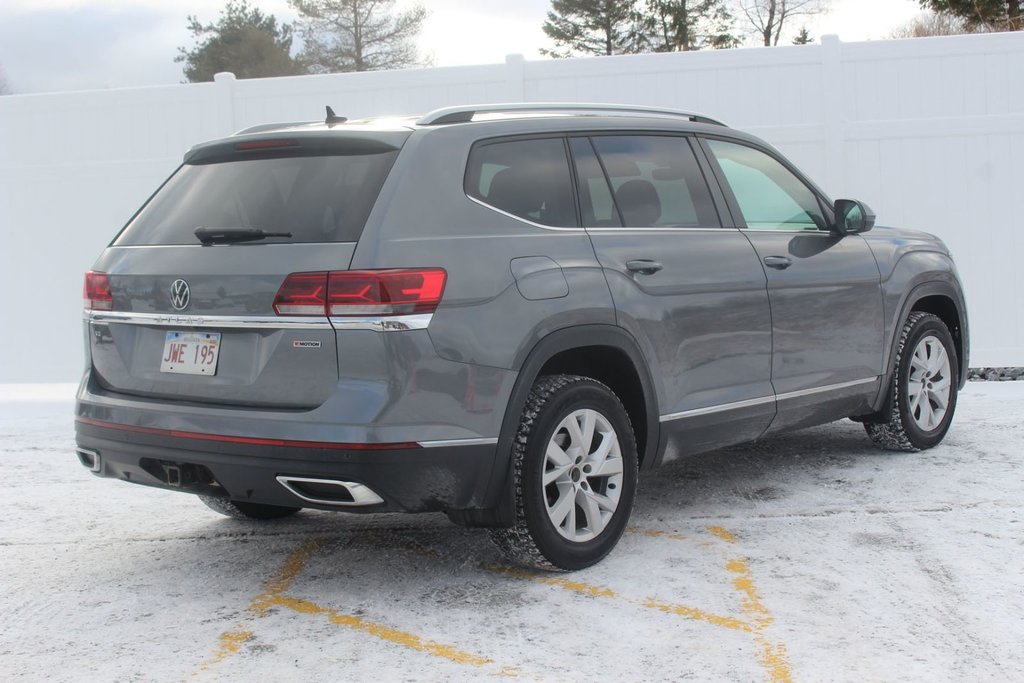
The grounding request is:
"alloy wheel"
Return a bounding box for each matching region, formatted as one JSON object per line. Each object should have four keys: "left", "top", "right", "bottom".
{"left": 542, "top": 408, "right": 624, "bottom": 542}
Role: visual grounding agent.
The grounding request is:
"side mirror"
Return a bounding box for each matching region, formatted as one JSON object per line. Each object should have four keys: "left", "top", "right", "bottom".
{"left": 834, "top": 199, "right": 875, "bottom": 234}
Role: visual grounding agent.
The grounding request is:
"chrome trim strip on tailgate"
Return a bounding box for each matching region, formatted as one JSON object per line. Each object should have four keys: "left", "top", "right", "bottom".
{"left": 330, "top": 314, "right": 433, "bottom": 331}
{"left": 659, "top": 377, "right": 879, "bottom": 423}
{"left": 86, "top": 311, "right": 332, "bottom": 330}
{"left": 86, "top": 310, "right": 432, "bottom": 332}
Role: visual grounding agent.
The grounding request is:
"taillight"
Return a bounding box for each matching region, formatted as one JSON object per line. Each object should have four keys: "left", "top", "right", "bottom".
{"left": 273, "top": 269, "right": 447, "bottom": 317}
{"left": 84, "top": 271, "right": 113, "bottom": 310}
{"left": 328, "top": 269, "right": 446, "bottom": 316}
{"left": 273, "top": 272, "right": 328, "bottom": 315}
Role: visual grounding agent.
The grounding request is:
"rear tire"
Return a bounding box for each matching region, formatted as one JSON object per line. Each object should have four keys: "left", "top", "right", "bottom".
{"left": 199, "top": 495, "right": 301, "bottom": 520}
{"left": 865, "top": 312, "right": 959, "bottom": 451}
{"left": 490, "top": 375, "right": 638, "bottom": 571}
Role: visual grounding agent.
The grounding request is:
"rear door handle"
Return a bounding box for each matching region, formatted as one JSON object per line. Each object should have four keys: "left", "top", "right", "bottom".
{"left": 626, "top": 260, "right": 663, "bottom": 275}
{"left": 762, "top": 256, "right": 792, "bottom": 270}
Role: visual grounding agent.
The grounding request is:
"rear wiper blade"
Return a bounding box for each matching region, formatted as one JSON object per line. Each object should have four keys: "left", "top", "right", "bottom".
{"left": 194, "top": 227, "right": 293, "bottom": 245}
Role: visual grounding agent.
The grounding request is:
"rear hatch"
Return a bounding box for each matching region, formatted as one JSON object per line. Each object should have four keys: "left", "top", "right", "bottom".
{"left": 85, "top": 130, "right": 408, "bottom": 409}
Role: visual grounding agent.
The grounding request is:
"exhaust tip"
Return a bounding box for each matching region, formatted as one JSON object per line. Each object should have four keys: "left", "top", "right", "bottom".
{"left": 276, "top": 476, "right": 384, "bottom": 507}
{"left": 76, "top": 448, "right": 101, "bottom": 472}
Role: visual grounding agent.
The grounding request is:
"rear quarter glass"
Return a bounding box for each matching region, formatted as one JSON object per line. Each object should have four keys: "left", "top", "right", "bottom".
{"left": 113, "top": 150, "right": 399, "bottom": 246}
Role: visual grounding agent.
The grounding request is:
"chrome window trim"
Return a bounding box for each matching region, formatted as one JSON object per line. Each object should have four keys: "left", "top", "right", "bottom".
{"left": 659, "top": 377, "right": 879, "bottom": 423}
{"left": 466, "top": 195, "right": 586, "bottom": 233}
{"left": 85, "top": 311, "right": 332, "bottom": 330}
{"left": 586, "top": 227, "right": 731, "bottom": 233}
{"left": 418, "top": 437, "right": 499, "bottom": 448}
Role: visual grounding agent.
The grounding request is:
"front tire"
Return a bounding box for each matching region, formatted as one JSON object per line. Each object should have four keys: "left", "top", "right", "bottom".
{"left": 490, "top": 375, "right": 638, "bottom": 571}
{"left": 865, "top": 312, "right": 959, "bottom": 451}
{"left": 199, "top": 495, "right": 302, "bottom": 520}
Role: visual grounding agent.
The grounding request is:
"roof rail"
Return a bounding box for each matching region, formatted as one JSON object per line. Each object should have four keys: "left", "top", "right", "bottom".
{"left": 416, "top": 102, "right": 726, "bottom": 127}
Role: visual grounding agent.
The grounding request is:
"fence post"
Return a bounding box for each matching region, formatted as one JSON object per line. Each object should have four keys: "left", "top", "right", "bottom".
{"left": 505, "top": 54, "right": 526, "bottom": 103}
{"left": 820, "top": 35, "right": 845, "bottom": 196}
{"left": 213, "top": 71, "right": 237, "bottom": 135}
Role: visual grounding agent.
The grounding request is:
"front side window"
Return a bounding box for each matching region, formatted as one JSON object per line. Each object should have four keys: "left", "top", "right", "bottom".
{"left": 465, "top": 137, "right": 576, "bottom": 228}
{"left": 706, "top": 139, "right": 826, "bottom": 232}
{"left": 588, "top": 135, "right": 720, "bottom": 229}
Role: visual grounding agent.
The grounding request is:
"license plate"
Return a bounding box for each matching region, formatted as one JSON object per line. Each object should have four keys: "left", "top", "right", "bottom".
{"left": 160, "top": 331, "right": 221, "bottom": 375}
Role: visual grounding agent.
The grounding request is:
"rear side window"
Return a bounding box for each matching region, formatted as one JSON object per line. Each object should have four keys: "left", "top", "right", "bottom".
{"left": 589, "top": 136, "right": 719, "bottom": 228}
{"left": 114, "top": 151, "right": 399, "bottom": 246}
{"left": 465, "top": 138, "right": 576, "bottom": 228}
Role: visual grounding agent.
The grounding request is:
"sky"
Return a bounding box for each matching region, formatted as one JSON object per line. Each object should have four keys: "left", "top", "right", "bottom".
{"left": 0, "top": 0, "right": 928, "bottom": 94}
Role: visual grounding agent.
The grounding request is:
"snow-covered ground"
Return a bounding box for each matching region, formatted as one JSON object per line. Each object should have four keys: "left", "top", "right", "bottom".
{"left": 1, "top": 383, "right": 1021, "bottom": 682}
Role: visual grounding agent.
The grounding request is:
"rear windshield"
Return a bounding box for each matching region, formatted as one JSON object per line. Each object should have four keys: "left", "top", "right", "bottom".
{"left": 113, "top": 151, "right": 399, "bottom": 246}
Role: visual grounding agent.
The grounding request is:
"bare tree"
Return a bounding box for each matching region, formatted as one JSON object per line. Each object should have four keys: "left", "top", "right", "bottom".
{"left": 736, "top": 0, "right": 829, "bottom": 46}
{"left": 889, "top": 11, "right": 978, "bottom": 37}
{"left": 290, "top": 0, "right": 427, "bottom": 73}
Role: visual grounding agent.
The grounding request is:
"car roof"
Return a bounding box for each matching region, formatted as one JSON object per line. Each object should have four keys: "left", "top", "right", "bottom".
{"left": 228, "top": 103, "right": 728, "bottom": 137}
{"left": 187, "top": 103, "right": 768, "bottom": 162}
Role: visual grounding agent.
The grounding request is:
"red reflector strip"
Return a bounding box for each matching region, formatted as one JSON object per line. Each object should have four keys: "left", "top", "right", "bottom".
{"left": 75, "top": 417, "right": 420, "bottom": 450}
{"left": 235, "top": 139, "right": 298, "bottom": 150}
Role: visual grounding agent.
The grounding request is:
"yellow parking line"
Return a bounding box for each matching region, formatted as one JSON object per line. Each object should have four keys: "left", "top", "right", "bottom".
{"left": 641, "top": 597, "right": 752, "bottom": 632}
{"left": 251, "top": 538, "right": 325, "bottom": 614}
{"left": 195, "top": 539, "right": 324, "bottom": 674}
{"left": 726, "top": 558, "right": 792, "bottom": 683}
{"left": 196, "top": 537, "right": 517, "bottom": 678}
{"left": 268, "top": 594, "right": 506, "bottom": 672}
{"left": 635, "top": 525, "right": 793, "bottom": 683}
{"left": 482, "top": 563, "right": 617, "bottom": 598}
{"left": 628, "top": 525, "right": 688, "bottom": 542}
{"left": 194, "top": 630, "right": 254, "bottom": 671}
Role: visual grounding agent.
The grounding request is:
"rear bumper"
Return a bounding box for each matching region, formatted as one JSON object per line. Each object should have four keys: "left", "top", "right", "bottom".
{"left": 74, "top": 419, "right": 498, "bottom": 513}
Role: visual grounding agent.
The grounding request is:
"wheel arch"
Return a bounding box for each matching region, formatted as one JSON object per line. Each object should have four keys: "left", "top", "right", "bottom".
{"left": 870, "top": 280, "right": 969, "bottom": 416}
{"left": 466, "top": 325, "right": 661, "bottom": 527}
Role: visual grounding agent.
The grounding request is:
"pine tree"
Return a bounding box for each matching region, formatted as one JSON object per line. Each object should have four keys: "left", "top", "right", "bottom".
{"left": 918, "top": 0, "right": 1023, "bottom": 30}
{"left": 640, "top": 0, "right": 739, "bottom": 51}
{"left": 542, "top": 0, "right": 645, "bottom": 57}
{"left": 290, "top": 0, "right": 427, "bottom": 73}
{"left": 176, "top": 1, "right": 303, "bottom": 82}
{"left": 792, "top": 26, "right": 813, "bottom": 44}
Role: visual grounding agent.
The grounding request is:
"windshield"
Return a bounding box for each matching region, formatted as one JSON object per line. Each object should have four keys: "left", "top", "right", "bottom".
{"left": 113, "top": 151, "right": 399, "bottom": 246}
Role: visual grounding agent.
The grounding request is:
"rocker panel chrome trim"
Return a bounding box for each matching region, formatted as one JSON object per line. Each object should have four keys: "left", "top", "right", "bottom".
{"left": 659, "top": 377, "right": 879, "bottom": 423}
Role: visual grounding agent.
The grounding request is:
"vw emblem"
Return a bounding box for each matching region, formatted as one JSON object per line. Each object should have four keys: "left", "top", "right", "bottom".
{"left": 170, "top": 279, "right": 191, "bottom": 311}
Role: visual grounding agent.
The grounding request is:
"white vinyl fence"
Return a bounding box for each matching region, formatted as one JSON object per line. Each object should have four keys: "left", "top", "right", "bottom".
{"left": 1, "top": 33, "right": 1022, "bottom": 382}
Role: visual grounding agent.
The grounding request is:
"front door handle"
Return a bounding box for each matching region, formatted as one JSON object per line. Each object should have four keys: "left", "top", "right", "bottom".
{"left": 626, "top": 259, "right": 663, "bottom": 275}
{"left": 763, "top": 256, "right": 792, "bottom": 270}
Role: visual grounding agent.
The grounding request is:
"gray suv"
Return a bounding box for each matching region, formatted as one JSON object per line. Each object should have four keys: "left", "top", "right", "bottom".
{"left": 75, "top": 103, "right": 968, "bottom": 570}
